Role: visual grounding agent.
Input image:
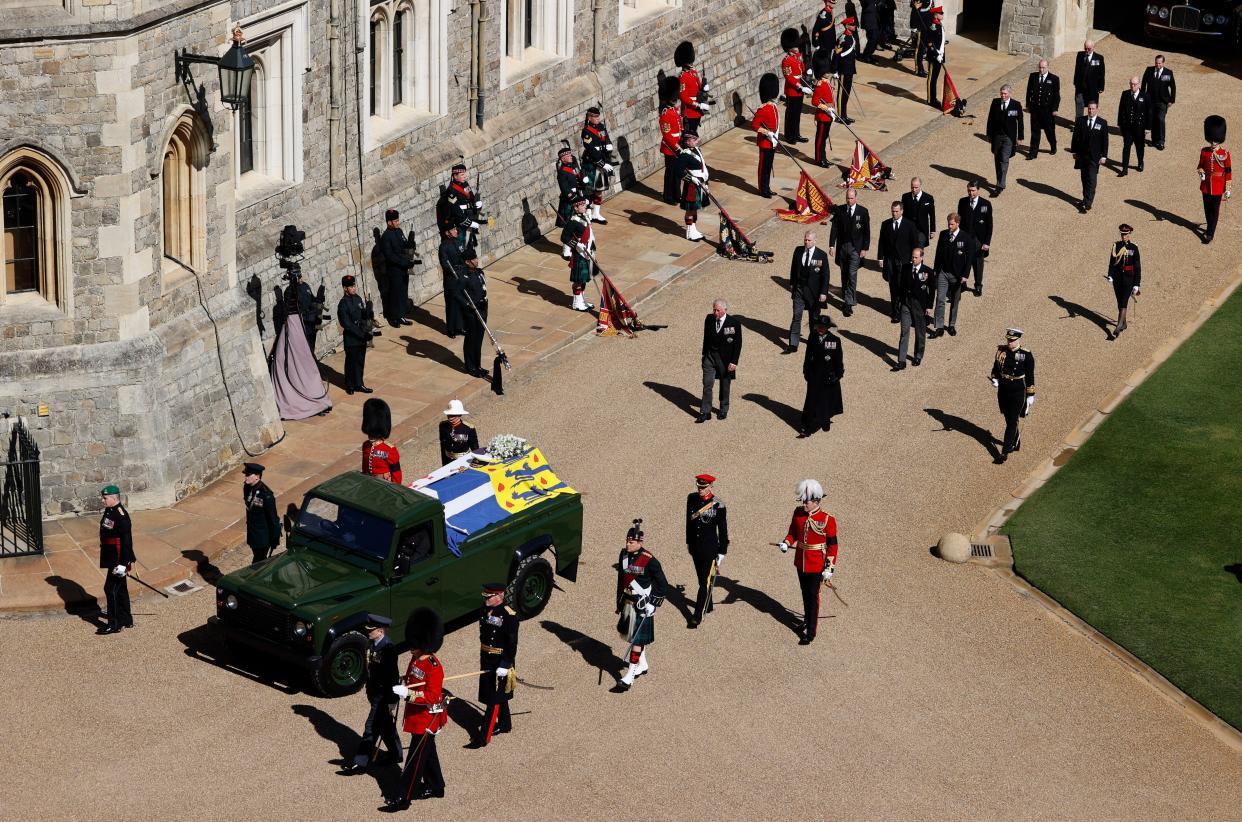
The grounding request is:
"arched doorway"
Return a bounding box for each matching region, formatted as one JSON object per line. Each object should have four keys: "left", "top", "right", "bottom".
{"left": 960, "top": 0, "right": 1003, "bottom": 48}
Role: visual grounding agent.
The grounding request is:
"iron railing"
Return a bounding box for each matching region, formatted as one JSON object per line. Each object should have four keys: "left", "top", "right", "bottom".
{"left": 0, "top": 419, "right": 43, "bottom": 557}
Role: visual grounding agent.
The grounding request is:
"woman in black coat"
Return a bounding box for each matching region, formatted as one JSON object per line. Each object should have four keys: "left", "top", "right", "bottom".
{"left": 799, "top": 315, "right": 845, "bottom": 436}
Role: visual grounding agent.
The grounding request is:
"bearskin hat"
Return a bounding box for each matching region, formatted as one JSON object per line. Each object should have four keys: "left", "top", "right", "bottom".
{"left": 780, "top": 27, "right": 800, "bottom": 52}
{"left": 1205, "top": 114, "right": 1227, "bottom": 144}
{"left": 674, "top": 40, "right": 695, "bottom": 68}
{"left": 361, "top": 398, "right": 392, "bottom": 439}
{"left": 660, "top": 75, "right": 681, "bottom": 104}
{"left": 759, "top": 72, "right": 780, "bottom": 104}
{"left": 813, "top": 48, "right": 833, "bottom": 79}
{"left": 405, "top": 607, "right": 445, "bottom": 653}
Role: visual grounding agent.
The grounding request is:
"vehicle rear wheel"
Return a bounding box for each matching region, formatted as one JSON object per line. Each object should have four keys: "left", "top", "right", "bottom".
{"left": 310, "top": 631, "right": 369, "bottom": 697}
{"left": 507, "top": 554, "right": 554, "bottom": 619}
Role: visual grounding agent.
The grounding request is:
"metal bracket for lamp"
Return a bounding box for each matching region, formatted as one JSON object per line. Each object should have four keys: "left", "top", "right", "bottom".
{"left": 173, "top": 26, "right": 255, "bottom": 149}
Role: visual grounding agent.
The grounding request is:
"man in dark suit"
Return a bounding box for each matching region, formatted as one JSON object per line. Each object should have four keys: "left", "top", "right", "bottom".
{"left": 985, "top": 84, "right": 1023, "bottom": 195}
{"left": 698, "top": 298, "right": 742, "bottom": 423}
{"left": 956, "top": 181, "right": 993, "bottom": 297}
{"left": 1072, "top": 39, "right": 1105, "bottom": 114}
{"left": 1025, "top": 58, "right": 1060, "bottom": 158}
{"left": 878, "top": 201, "right": 920, "bottom": 321}
{"left": 894, "top": 246, "right": 935, "bottom": 369}
{"left": 1117, "top": 75, "right": 1150, "bottom": 176}
{"left": 931, "top": 213, "right": 976, "bottom": 337}
{"left": 343, "top": 614, "right": 403, "bottom": 772}
{"left": 900, "top": 176, "right": 936, "bottom": 247}
{"left": 828, "top": 187, "right": 870, "bottom": 317}
{"left": 1071, "top": 100, "right": 1109, "bottom": 213}
{"left": 1140, "top": 54, "right": 1176, "bottom": 151}
{"left": 788, "top": 230, "right": 830, "bottom": 351}
{"left": 378, "top": 209, "right": 415, "bottom": 328}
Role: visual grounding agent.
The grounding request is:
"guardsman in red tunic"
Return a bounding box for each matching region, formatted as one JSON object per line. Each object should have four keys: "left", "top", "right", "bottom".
{"left": 810, "top": 49, "right": 837, "bottom": 168}
{"left": 98, "top": 484, "right": 135, "bottom": 635}
{"left": 777, "top": 479, "right": 840, "bottom": 645}
{"left": 385, "top": 608, "right": 447, "bottom": 810}
{"left": 361, "top": 398, "right": 403, "bottom": 485}
{"left": 1198, "top": 115, "right": 1232, "bottom": 244}
{"left": 780, "top": 28, "right": 810, "bottom": 144}
{"left": 752, "top": 73, "right": 781, "bottom": 198}
{"left": 659, "top": 78, "right": 685, "bottom": 205}
{"left": 676, "top": 41, "right": 711, "bottom": 136}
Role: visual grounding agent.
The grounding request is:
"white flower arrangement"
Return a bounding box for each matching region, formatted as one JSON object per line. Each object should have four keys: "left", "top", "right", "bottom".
{"left": 487, "top": 434, "right": 528, "bottom": 462}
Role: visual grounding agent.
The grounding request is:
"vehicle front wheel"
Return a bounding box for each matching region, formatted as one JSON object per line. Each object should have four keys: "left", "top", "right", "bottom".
{"left": 507, "top": 554, "right": 554, "bottom": 619}
{"left": 310, "top": 631, "right": 368, "bottom": 697}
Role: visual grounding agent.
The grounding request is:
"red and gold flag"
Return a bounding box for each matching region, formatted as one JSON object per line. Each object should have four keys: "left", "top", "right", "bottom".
{"left": 841, "top": 139, "right": 891, "bottom": 191}
{"left": 942, "top": 69, "right": 963, "bottom": 115}
{"left": 776, "top": 171, "right": 835, "bottom": 223}
{"left": 595, "top": 273, "right": 643, "bottom": 338}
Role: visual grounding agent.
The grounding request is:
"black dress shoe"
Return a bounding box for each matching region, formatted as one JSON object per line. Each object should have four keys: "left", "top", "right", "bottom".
{"left": 842, "top": 117, "right": 856, "bottom": 125}
{"left": 380, "top": 800, "right": 411, "bottom": 813}
{"left": 947, "top": 326, "right": 957, "bottom": 337}
{"left": 782, "top": 346, "right": 798, "bottom": 355}
{"left": 346, "top": 387, "right": 355, "bottom": 395}
{"left": 401, "top": 318, "right": 414, "bottom": 326}
{"left": 973, "top": 286, "right": 982, "bottom": 297}
{"left": 912, "top": 357, "right": 922, "bottom": 367}
{"left": 993, "top": 454, "right": 1007, "bottom": 464}
{"left": 1118, "top": 170, "right": 1128, "bottom": 177}
{"left": 414, "top": 788, "right": 445, "bottom": 801}
{"left": 843, "top": 307, "right": 853, "bottom": 317}
{"left": 890, "top": 316, "right": 899, "bottom": 323}
{"left": 916, "top": 70, "right": 927, "bottom": 77}
{"left": 695, "top": 413, "right": 710, "bottom": 424}
{"left": 687, "top": 620, "right": 699, "bottom": 629}
{"left": 717, "top": 410, "right": 728, "bottom": 420}
{"left": 96, "top": 626, "right": 120, "bottom": 635}
{"left": 892, "top": 363, "right": 906, "bottom": 372}
{"left": 1050, "top": 147, "right": 1057, "bottom": 154}
{"left": 1155, "top": 144, "right": 1164, "bottom": 151}
{"left": 1136, "top": 164, "right": 1144, "bottom": 172}
{"left": 798, "top": 636, "right": 812, "bottom": 646}
{"left": 993, "top": 187, "right": 1004, "bottom": 197}
{"left": 1025, "top": 153, "right": 1037, "bottom": 161}
{"left": 610, "top": 682, "right": 631, "bottom": 693}
{"left": 358, "top": 386, "right": 374, "bottom": 394}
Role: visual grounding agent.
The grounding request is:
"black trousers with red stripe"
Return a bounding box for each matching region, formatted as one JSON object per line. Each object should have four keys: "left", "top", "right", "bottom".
{"left": 394, "top": 731, "right": 443, "bottom": 800}
{"left": 758, "top": 147, "right": 775, "bottom": 197}
{"left": 814, "top": 120, "right": 832, "bottom": 166}
{"left": 478, "top": 700, "right": 512, "bottom": 744}
{"left": 797, "top": 571, "right": 821, "bottom": 639}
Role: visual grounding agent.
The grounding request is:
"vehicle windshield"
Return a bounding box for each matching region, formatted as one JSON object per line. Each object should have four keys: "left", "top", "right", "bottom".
{"left": 296, "top": 496, "right": 393, "bottom": 562}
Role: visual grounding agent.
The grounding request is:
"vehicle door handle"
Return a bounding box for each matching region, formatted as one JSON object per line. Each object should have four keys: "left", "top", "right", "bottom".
{"left": 426, "top": 577, "right": 439, "bottom": 585}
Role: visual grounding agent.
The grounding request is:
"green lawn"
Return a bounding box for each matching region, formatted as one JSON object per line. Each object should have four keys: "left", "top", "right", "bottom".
{"left": 1005, "top": 286, "right": 1242, "bottom": 731}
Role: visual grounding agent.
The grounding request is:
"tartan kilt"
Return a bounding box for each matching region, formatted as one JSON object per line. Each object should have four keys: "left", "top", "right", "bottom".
{"left": 583, "top": 163, "right": 607, "bottom": 192}
{"left": 569, "top": 253, "right": 594, "bottom": 285}
{"left": 557, "top": 196, "right": 575, "bottom": 226}
{"left": 681, "top": 181, "right": 708, "bottom": 212}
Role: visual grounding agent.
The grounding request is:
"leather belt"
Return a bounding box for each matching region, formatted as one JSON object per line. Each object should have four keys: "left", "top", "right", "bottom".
{"left": 1002, "top": 375, "right": 1025, "bottom": 381}
{"left": 481, "top": 645, "right": 504, "bottom": 654}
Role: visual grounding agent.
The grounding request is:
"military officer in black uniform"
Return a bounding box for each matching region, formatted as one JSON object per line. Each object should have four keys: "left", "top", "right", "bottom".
{"left": 812, "top": 0, "right": 837, "bottom": 52}
{"left": 1117, "top": 76, "right": 1149, "bottom": 176}
{"left": 1024, "top": 59, "right": 1060, "bottom": 159}
{"left": 438, "top": 399, "right": 479, "bottom": 465}
{"left": 436, "top": 162, "right": 482, "bottom": 253}
{"left": 473, "top": 583, "right": 519, "bottom": 747}
{"left": 242, "top": 462, "right": 279, "bottom": 565}
{"left": 342, "top": 614, "right": 403, "bottom": 772}
{"left": 378, "top": 209, "right": 415, "bottom": 327}
{"left": 1106, "top": 223, "right": 1141, "bottom": 339}
{"left": 98, "top": 484, "right": 135, "bottom": 634}
{"left": 685, "top": 474, "right": 728, "bottom": 628}
{"left": 989, "top": 327, "right": 1036, "bottom": 464}
{"left": 456, "top": 251, "right": 489, "bottom": 378}
{"left": 924, "top": 8, "right": 946, "bottom": 109}
{"left": 438, "top": 226, "right": 466, "bottom": 338}
{"left": 799, "top": 314, "right": 845, "bottom": 436}
{"left": 698, "top": 298, "right": 743, "bottom": 423}
{"left": 337, "top": 275, "right": 372, "bottom": 395}
{"left": 894, "top": 246, "right": 934, "bottom": 369}
{"left": 832, "top": 18, "right": 859, "bottom": 125}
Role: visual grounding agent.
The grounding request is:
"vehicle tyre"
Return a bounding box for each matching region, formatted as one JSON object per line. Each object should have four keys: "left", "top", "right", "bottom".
{"left": 507, "top": 554, "right": 554, "bottom": 619}
{"left": 310, "top": 631, "right": 369, "bottom": 697}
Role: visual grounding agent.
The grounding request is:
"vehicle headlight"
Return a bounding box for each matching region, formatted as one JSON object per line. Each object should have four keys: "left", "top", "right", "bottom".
{"left": 1147, "top": 3, "right": 1158, "bottom": 13}
{"left": 1158, "top": 7, "right": 1168, "bottom": 18}
{"left": 293, "top": 621, "right": 309, "bottom": 637}
{"left": 1202, "top": 13, "right": 1214, "bottom": 24}
{"left": 225, "top": 594, "right": 239, "bottom": 610}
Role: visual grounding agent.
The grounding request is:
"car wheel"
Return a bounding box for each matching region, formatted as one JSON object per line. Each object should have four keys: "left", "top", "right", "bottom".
{"left": 310, "top": 631, "right": 368, "bottom": 697}
{"left": 507, "top": 554, "right": 554, "bottom": 619}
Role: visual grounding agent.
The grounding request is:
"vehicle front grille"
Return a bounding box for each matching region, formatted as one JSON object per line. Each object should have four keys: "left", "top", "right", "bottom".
{"left": 1169, "top": 5, "right": 1201, "bottom": 30}
{"left": 228, "top": 595, "right": 290, "bottom": 640}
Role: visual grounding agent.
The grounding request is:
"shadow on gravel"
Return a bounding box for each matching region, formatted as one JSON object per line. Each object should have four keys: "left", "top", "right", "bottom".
{"left": 177, "top": 622, "right": 301, "bottom": 694}
{"left": 739, "top": 315, "right": 789, "bottom": 350}
{"left": 741, "top": 392, "right": 802, "bottom": 432}
{"left": 293, "top": 703, "right": 402, "bottom": 797}
{"left": 839, "top": 328, "right": 897, "bottom": 367}
{"left": 1048, "top": 294, "right": 1114, "bottom": 339}
{"left": 643, "top": 381, "right": 701, "bottom": 419}
{"left": 540, "top": 620, "right": 624, "bottom": 681}
{"left": 1015, "top": 177, "right": 1079, "bottom": 208}
{"left": 510, "top": 276, "right": 574, "bottom": 310}
{"left": 924, "top": 407, "right": 998, "bottom": 458}
{"left": 663, "top": 582, "right": 695, "bottom": 625}
{"left": 930, "top": 162, "right": 988, "bottom": 185}
{"left": 714, "top": 576, "right": 802, "bottom": 637}
{"left": 44, "top": 575, "right": 104, "bottom": 627}
{"left": 1123, "top": 198, "right": 1203, "bottom": 238}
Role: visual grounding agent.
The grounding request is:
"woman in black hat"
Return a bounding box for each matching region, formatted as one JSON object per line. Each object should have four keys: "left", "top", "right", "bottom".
{"left": 242, "top": 463, "right": 280, "bottom": 564}
{"left": 1106, "top": 223, "right": 1141, "bottom": 339}
{"left": 798, "top": 314, "right": 845, "bottom": 437}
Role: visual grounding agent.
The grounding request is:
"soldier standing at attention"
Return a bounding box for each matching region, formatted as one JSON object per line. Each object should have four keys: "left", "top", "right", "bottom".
{"left": 560, "top": 197, "right": 597, "bottom": 312}
{"left": 812, "top": 0, "right": 836, "bottom": 53}
{"left": 833, "top": 17, "right": 859, "bottom": 124}
{"left": 386, "top": 607, "right": 447, "bottom": 809}
{"left": 362, "top": 398, "right": 403, "bottom": 485}
{"left": 438, "top": 226, "right": 467, "bottom": 339}
{"left": 438, "top": 399, "right": 479, "bottom": 465}
{"left": 676, "top": 41, "right": 711, "bottom": 137}
{"left": 909, "top": 0, "right": 930, "bottom": 77}
{"left": 1106, "top": 224, "right": 1141, "bottom": 339}
{"left": 677, "top": 132, "right": 710, "bottom": 242}
{"left": 777, "top": 480, "right": 840, "bottom": 645}
{"left": 342, "top": 614, "right": 402, "bottom": 773}
{"left": 924, "top": 7, "right": 945, "bottom": 110}
{"left": 473, "top": 583, "right": 518, "bottom": 747}
{"left": 242, "top": 463, "right": 280, "bottom": 565}
{"left": 659, "top": 78, "right": 685, "bottom": 205}
{"left": 337, "top": 274, "right": 372, "bottom": 395}
{"left": 1025, "top": 59, "right": 1060, "bottom": 159}
{"left": 580, "top": 107, "right": 614, "bottom": 225}
{"left": 989, "top": 327, "right": 1035, "bottom": 464}
{"left": 1117, "top": 76, "right": 1149, "bottom": 176}
{"left": 613, "top": 520, "right": 669, "bottom": 692}
{"left": 556, "top": 143, "right": 587, "bottom": 258}
{"left": 780, "top": 28, "right": 811, "bottom": 143}
{"left": 378, "top": 209, "right": 415, "bottom": 327}
{"left": 436, "top": 162, "right": 482, "bottom": 253}
{"left": 752, "top": 73, "right": 781, "bottom": 198}
{"left": 810, "top": 50, "right": 837, "bottom": 168}
{"left": 1198, "top": 115, "right": 1232, "bottom": 244}
{"left": 97, "top": 484, "right": 134, "bottom": 635}
{"left": 457, "top": 249, "right": 489, "bottom": 379}
{"left": 685, "top": 474, "right": 728, "bottom": 628}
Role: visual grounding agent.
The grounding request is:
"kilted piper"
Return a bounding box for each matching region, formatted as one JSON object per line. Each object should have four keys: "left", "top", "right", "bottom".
{"left": 560, "top": 196, "right": 597, "bottom": 312}
{"left": 613, "top": 519, "right": 669, "bottom": 693}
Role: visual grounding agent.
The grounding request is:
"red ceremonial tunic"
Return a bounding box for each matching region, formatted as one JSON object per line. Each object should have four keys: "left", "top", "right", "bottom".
{"left": 679, "top": 68, "right": 704, "bottom": 123}
{"left": 402, "top": 653, "right": 448, "bottom": 735}
{"left": 782, "top": 52, "right": 806, "bottom": 98}
{"left": 752, "top": 102, "right": 780, "bottom": 149}
{"left": 362, "top": 438, "right": 403, "bottom": 484}
{"left": 782, "top": 507, "right": 839, "bottom": 573}
{"left": 1199, "top": 146, "right": 1232, "bottom": 196}
{"left": 812, "top": 78, "right": 836, "bottom": 122}
{"left": 660, "top": 105, "right": 683, "bottom": 157}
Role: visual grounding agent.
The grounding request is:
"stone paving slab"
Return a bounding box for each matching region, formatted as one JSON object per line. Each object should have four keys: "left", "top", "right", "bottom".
{"left": 0, "top": 38, "right": 1020, "bottom": 614}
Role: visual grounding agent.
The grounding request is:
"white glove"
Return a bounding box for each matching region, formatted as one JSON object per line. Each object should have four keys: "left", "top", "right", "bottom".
{"left": 779, "top": 541, "right": 790, "bottom": 553}
{"left": 576, "top": 242, "right": 587, "bottom": 253}
{"left": 771, "top": 135, "right": 780, "bottom": 147}
{"left": 113, "top": 565, "right": 127, "bottom": 576}
{"left": 392, "top": 685, "right": 410, "bottom": 699}
{"left": 715, "top": 553, "right": 725, "bottom": 567}
{"left": 800, "top": 85, "right": 813, "bottom": 95}
{"left": 1025, "top": 396, "right": 1036, "bottom": 412}
{"left": 822, "top": 567, "right": 833, "bottom": 582}
{"left": 1226, "top": 190, "right": 1233, "bottom": 201}
{"left": 991, "top": 378, "right": 1000, "bottom": 388}
{"left": 702, "top": 83, "right": 711, "bottom": 92}
{"left": 606, "top": 143, "right": 615, "bottom": 152}
{"left": 1106, "top": 275, "right": 1113, "bottom": 283}
{"left": 603, "top": 163, "right": 614, "bottom": 173}
{"left": 475, "top": 199, "right": 483, "bottom": 209}
{"left": 1132, "top": 286, "right": 1140, "bottom": 294}
{"left": 699, "top": 102, "right": 711, "bottom": 111}
{"left": 496, "top": 667, "right": 509, "bottom": 678}
{"left": 641, "top": 602, "right": 656, "bottom": 617}
{"left": 469, "top": 221, "right": 481, "bottom": 231}
{"left": 1198, "top": 169, "right": 1207, "bottom": 181}
{"left": 832, "top": 72, "right": 839, "bottom": 80}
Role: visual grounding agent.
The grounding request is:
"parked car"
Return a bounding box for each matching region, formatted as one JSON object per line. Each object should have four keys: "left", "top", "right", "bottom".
{"left": 1145, "top": 2, "right": 1242, "bottom": 48}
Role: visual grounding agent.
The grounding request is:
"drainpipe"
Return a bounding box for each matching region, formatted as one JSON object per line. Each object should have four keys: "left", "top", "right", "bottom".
{"left": 328, "top": 0, "right": 343, "bottom": 190}
{"left": 592, "top": 0, "right": 603, "bottom": 63}
{"left": 468, "top": 0, "right": 479, "bottom": 127}
{"left": 475, "top": 0, "right": 487, "bottom": 128}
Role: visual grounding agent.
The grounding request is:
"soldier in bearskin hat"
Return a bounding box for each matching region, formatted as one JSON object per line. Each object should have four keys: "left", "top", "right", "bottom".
{"left": 1198, "top": 115, "right": 1232, "bottom": 244}
{"left": 676, "top": 41, "right": 711, "bottom": 137}
{"left": 581, "top": 106, "right": 614, "bottom": 225}
{"left": 658, "top": 77, "right": 685, "bottom": 205}
{"left": 752, "top": 73, "right": 782, "bottom": 198}
{"left": 811, "top": 49, "right": 837, "bottom": 168}
{"left": 385, "top": 608, "right": 447, "bottom": 809}
{"left": 613, "top": 520, "right": 668, "bottom": 692}
{"left": 361, "top": 398, "right": 403, "bottom": 485}
{"left": 780, "top": 28, "right": 811, "bottom": 144}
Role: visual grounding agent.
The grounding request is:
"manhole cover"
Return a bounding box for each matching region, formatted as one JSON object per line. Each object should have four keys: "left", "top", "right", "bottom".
{"left": 165, "top": 580, "right": 202, "bottom": 596}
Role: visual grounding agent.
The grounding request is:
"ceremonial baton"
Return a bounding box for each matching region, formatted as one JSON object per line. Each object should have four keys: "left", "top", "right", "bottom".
{"left": 822, "top": 577, "right": 849, "bottom": 607}
{"left": 703, "top": 557, "right": 718, "bottom": 614}
{"left": 406, "top": 669, "right": 491, "bottom": 688}
{"left": 124, "top": 571, "right": 170, "bottom": 598}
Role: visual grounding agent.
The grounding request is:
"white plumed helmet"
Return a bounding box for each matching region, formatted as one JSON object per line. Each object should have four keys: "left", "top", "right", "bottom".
{"left": 796, "top": 479, "right": 824, "bottom": 502}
